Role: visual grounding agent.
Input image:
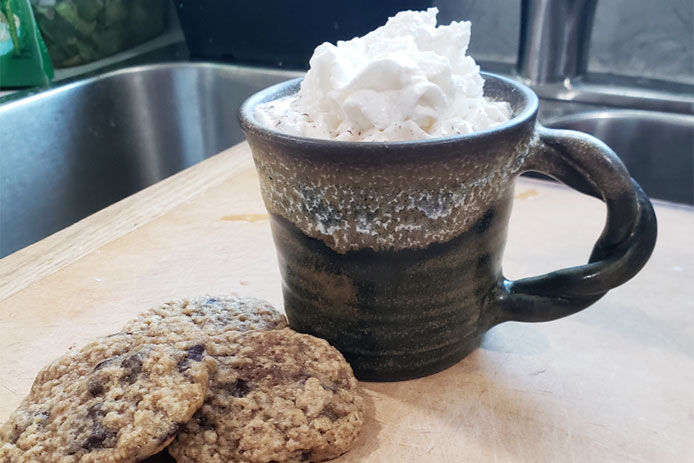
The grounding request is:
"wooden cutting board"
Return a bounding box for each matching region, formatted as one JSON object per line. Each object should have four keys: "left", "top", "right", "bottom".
{"left": 1, "top": 143, "right": 692, "bottom": 462}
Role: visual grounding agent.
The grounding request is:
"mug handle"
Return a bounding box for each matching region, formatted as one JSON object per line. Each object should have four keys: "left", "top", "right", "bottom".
{"left": 491, "top": 125, "right": 657, "bottom": 324}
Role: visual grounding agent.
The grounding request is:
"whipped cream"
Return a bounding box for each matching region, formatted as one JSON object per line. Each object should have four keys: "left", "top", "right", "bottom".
{"left": 255, "top": 8, "right": 512, "bottom": 142}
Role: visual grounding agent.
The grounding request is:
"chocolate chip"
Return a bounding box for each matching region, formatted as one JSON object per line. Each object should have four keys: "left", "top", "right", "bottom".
{"left": 300, "top": 451, "right": 312, "bottom": 461}
{"left": 86, "top": 403, "right": 104, "bottom": 419}
{"left": 120, "top": 353, "right": 143, "bottom": 370}
{"left": 320, "top": 405, "right": 340, "bottom": 421}
{"left": 82, "top": 404, "right": 116, "bottom": 450}
{"left": 177, "top": 344, "right": 206, "bottom": 372}
{"left": 8, "top": 425, "right": 22, "bottom": 444}
{"left": 120, "top": 353, "right": 143, "bottom": 384}
{"left": 83, "top": 425, "right": 116, "bottom": 450}
{"left": 226, "top": 379, "right": 251, "bottom": 397}
{"left": 197, "top": 414, "right": 216, "bottom": 431}
{"left": 87, "top": 379, "right": 105, "bottom": 397}
{"left": 186, "top": 344, "right": 205, "bottom": 362}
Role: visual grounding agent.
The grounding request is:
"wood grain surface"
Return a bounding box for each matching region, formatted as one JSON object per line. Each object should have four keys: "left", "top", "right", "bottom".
{"left": 1, "top": 143, "right": 692, "bottom": 462}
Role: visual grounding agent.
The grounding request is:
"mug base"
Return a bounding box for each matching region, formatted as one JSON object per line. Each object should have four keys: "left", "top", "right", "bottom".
{"left": 341, "top": 334, "right": 483, "bottom": 382}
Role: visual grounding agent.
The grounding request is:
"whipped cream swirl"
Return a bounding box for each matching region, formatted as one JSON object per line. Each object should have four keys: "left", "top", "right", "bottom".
{"left": 255, "top": 8, "right": 512, "bottom": 142}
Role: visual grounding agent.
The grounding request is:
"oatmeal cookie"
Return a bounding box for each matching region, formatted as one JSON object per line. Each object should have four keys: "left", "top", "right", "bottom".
{"left": 0, "top": 333, "right": 214, "bottom": 463}
{"left": 123, "top": 296, "right": 287, "bottom": 339}
{"left": 168, "top": 328, "right": 364, "bottom": 463}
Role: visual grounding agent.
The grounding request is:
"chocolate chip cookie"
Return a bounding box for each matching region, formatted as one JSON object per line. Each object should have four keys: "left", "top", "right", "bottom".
{"left": 168, "top": 328, "right": 364, "bottom": 463}
{"left": 123, "top": 295, "right": 287, "bottom": 340}
{"left": 0, "top": 333, "right": 214, "bottom": 463}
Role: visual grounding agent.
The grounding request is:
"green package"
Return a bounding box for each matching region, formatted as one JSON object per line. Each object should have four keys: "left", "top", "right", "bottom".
{"left": 31, "top": 0, "right": 166, "bottom": 68}
{"left": 0, "top": 0, "right": 53, "bottom": 88}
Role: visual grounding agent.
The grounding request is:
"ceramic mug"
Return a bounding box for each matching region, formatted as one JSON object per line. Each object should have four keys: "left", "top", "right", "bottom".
{"left": 239, "top": 73, "right": 657, "bottom": 381}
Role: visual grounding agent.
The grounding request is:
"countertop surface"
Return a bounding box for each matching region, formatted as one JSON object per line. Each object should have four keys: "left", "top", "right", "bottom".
{"left": 1, "top": 143, "right": 692, "bottom": 462}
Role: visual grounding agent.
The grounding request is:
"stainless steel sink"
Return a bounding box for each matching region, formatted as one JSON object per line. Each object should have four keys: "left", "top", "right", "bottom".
{"left": 0, "top": 63, "right": 299, "bottom": 258}
{"left": 546, "top": 110, "right": 694, "bottom": 205}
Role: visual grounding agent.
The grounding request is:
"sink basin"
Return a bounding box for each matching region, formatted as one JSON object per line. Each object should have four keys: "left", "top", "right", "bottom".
{"left": 546, "top": 110, "right": 694, "bottom": 205}
{"left": 0, "top": 63, "right": 299, "bottom": 258}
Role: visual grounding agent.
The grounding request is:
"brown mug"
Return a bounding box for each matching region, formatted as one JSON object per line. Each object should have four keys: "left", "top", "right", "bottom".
{"left": 239, "top": 73, "right": 657, "bottom": 381}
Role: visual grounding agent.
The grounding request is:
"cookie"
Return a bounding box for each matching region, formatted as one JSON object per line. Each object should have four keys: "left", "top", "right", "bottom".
{"left": 0, "top": 333, "right": 214, "bottom": 463}
{"left": 123, "top": 295, "right": 287, "bottom": 339}
{"left": 168, "top": 328, "right": 364, "bottom": 463}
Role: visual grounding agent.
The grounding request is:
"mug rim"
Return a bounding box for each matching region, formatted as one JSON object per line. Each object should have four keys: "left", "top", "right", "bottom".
{"left": 238, "top": 72, "right": 539, "bottom": 149}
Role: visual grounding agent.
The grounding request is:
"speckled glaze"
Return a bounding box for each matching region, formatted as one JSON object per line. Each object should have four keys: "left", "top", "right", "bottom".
{"left": 243, "top": 77, "right": 535, "bottom": 254}
{"left": 240, "top": 73, "right": 657, "bottom": 381}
